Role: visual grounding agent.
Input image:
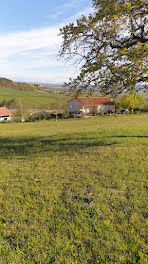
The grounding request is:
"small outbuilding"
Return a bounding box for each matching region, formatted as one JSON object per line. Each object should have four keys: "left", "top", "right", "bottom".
{"left": 67, "top": 97, "right": 115, "bottom": 114}
{"left": 0, "top": 107, "right": 12, "bottom": 121}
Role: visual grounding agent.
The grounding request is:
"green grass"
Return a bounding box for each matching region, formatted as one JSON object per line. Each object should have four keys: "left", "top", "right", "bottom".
{"left": 0, "top": 115, "right": 148, "bottom": 264}
{"left": 0, "top": 78, "right": 35, "bottom": 92}
{"left": 0, "top": 87, "right": 69, "bottom": 108}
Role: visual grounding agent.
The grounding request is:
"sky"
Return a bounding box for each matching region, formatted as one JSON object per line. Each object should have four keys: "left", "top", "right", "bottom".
{"left": 0, "top": 0, "right": 92, "bottom": 83}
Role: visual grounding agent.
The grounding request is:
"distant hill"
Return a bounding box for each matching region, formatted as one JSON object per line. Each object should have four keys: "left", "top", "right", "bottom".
{"left": 0, "top": 78, "right": 36, "bottom": 92}
{"left": 29, "top": 83, "right": 69, "bottom": 93}
{"left": 0, "top": 86, "right": 70, "bottom": 109}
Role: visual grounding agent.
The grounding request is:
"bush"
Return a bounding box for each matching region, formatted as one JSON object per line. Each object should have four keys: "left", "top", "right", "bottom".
{"left": 24, "top": 112, "right": 65, "bottom": 122}
{"left": 69, "top": 113, "right": 75, "bottom": 118}
{"left": 0, "top": 99, "right": 16, "bottom": 108}
{"left": 125, "top": 109, "right": 130, "bottom": 115}
{"left": 73, "top": 114, "right": 77, "bottom": 118}
{"left": 108, "top": 110, "right": 113, "bottom": 115}
{"left": 57, "top": 113, "right": 63, "bottom": 119}
{"left": 140, "top": 102, "right": 148, "bottom": 112}
{"left": 99, "top": 112, "right": 104, "bottom": 117}
{"left": 134, "top": 110, "right": 140, "bottom": 115}
{"left": 11, "top": 118, "right": 21, "bottom": 123}
{"left": 50, "top": 113, "right": 56, "bottom": 119}
{"left": 63, "top": 112, "right": 69, "bottom": 119}
{"left": 69, "top": 113, "right": 82, "bottom": 118}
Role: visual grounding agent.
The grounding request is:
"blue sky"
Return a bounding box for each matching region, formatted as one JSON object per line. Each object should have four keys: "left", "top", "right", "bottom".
{"left": 0, "top": 0, "right": 92, "bottom": 83}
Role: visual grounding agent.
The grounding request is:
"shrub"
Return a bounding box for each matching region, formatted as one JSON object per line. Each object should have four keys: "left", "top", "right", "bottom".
{"left": 125, "top": 109, "right": 130, "bottom": 115}
{"left": 11, "top": 118, "right": 21, "bottom": 123}
{"left": 69, "top": 113, "right": 75, "bottom": 118}
{"left": 99, "top": 112, "right": 104, "bottom": 117}
{"left": 25, "top": 112, "right": 62, "bottom": 122}
{"left": 63, "top": 112, "right": 69, "bottom": 119}
{"left": 134, "top": 110, "right": 140, "bottom": 115}
{"left": 57, "top": 113, "right": 63, "bottom": 119}
{"left": 140, "top": 102, "right": 148, "bottom": 112}
{"left": 50, "top": 113, "right": 56, "bottom": 119}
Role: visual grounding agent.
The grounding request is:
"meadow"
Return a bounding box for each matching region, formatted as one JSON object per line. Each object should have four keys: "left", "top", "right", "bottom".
{"left": 0, "top": 88, "right": 69, "bottom": 109}
{"left": 0, "top": 115, "right": 148, "bottom": 264}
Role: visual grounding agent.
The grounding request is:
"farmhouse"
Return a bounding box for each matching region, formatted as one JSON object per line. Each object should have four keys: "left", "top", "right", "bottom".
{"left": 0, "top": 107, "right": 12, "bottom": 121}
{"left": 67, "top": 97, "right": 115, "bottom": 114}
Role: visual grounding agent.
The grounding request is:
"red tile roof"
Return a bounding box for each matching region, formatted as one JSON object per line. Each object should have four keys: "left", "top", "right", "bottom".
{"left": 0, "top": 107, "right": 12, "bottom": 117}
{"left": 76, "top": 97, "right": 114, "bottom": 106}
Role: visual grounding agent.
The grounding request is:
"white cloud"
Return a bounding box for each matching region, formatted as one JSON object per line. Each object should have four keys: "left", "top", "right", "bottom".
{"left": 0, "top": 26, "right": 61, "bottom": 59}
{"left": 48, "top": 0, "right": 83, "bottom": 20}
{"left": 0, "top": 6, "right": 93, "bottom": 83}
{"left": 49, "top": 11, "right": 63, "bottom": 20}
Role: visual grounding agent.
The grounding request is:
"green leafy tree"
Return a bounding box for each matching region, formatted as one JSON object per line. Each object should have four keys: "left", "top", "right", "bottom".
{"left": 113, "top": 98, "right": 123, "bottom": 112}
{"left": 59, "top": 0, "right": 148, "bottom": 95}
{"left": 121, "top": 93, "right": 145, "bottom": 112}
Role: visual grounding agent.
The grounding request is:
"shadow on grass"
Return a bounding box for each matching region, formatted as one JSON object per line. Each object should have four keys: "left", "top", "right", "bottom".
{"left": 0, "top": 132, "right": 147, "bottom": 159}
{"left": 109, "top": 136, "right": 148, "bottom": 138}
{"left": 0, "top": 137, "right": 116, "bottom": 160}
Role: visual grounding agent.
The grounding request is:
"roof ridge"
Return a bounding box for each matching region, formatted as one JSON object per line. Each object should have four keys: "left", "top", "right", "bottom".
{"left": 75, "top": 97, "right": 114, "bottom": 106}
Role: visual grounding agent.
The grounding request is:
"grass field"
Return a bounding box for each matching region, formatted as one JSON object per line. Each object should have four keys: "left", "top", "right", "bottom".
{"left": 0, "top": 115, "right": 148, "bottom": 264}
{"left": 0, "top": 88, "right": 69, "bottom": 109}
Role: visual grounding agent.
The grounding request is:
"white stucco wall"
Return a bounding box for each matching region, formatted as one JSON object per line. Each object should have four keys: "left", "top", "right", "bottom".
{"left": 67, "top": 99, "right": 115, "bottom": 114}
{"left": 98, "top": 105, "right": 115, "bottom": 113}
{"left": 0, "top": 116, "right": 11, "bottom": 121}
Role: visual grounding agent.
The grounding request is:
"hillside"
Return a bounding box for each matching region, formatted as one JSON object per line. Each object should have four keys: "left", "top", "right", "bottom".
{"left": 0, "top": 115, "right": 147, "bottom": 263}
{"left": 0, "top": 77, "right": 36, "bottom": 92}
{"left": 0, "top": 87, "right": 69, "bottom": 109}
